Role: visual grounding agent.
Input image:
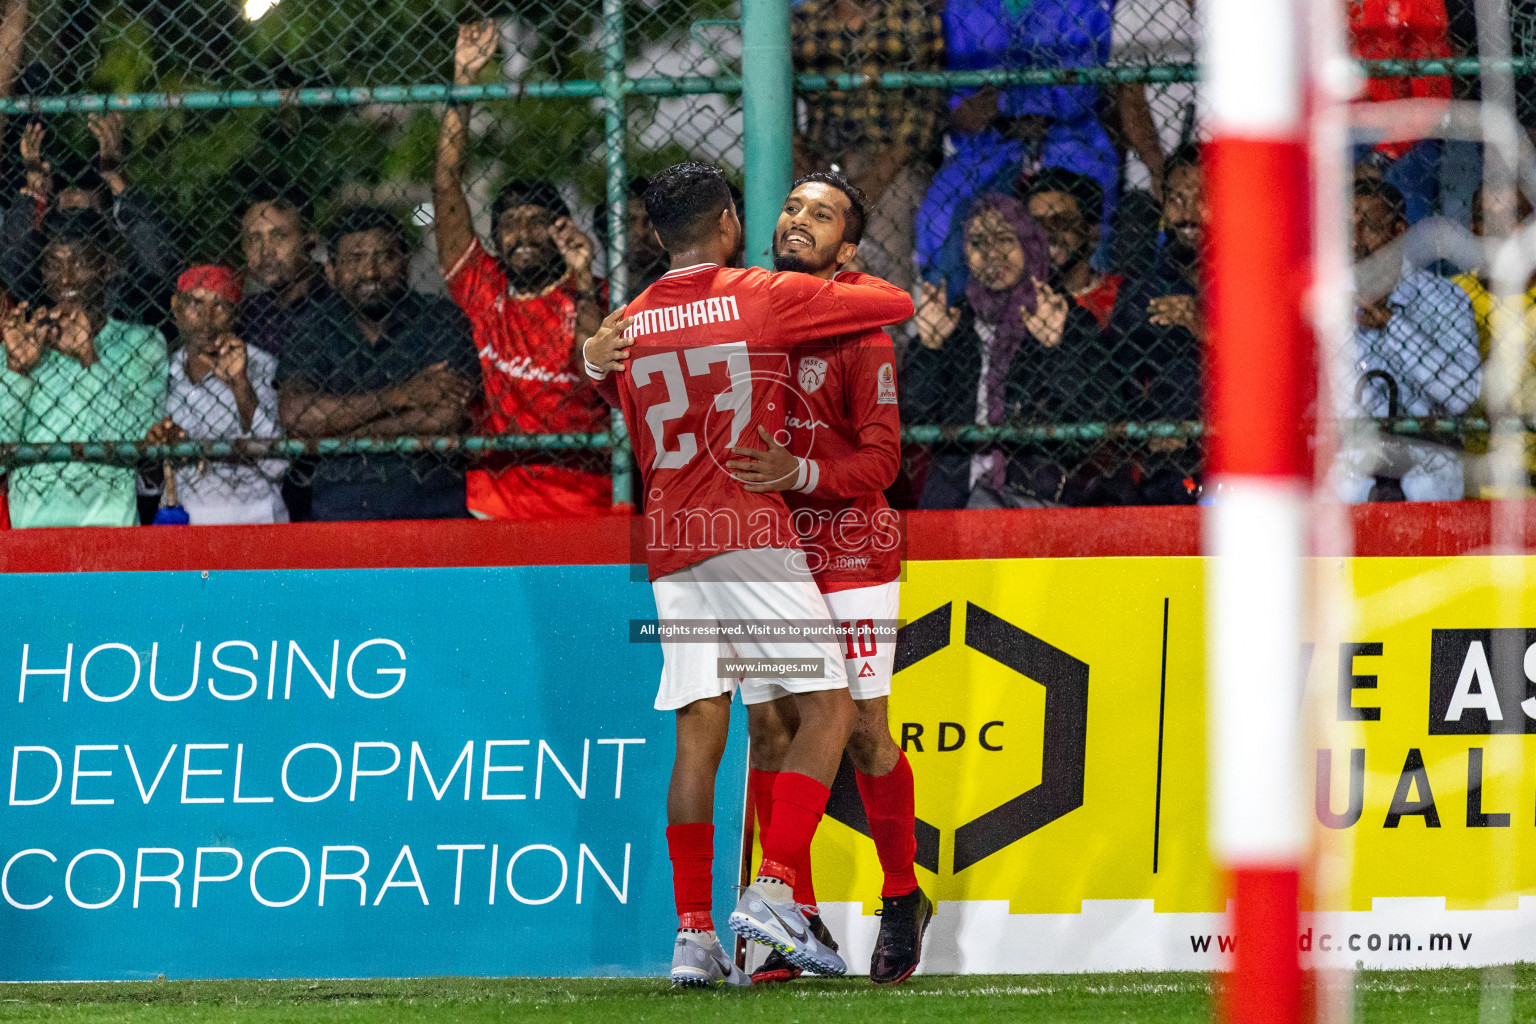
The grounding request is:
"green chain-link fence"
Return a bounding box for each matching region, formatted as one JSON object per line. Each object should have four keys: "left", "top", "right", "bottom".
{"left": 0, "top": 0, "right": 1526, "bottom": 524}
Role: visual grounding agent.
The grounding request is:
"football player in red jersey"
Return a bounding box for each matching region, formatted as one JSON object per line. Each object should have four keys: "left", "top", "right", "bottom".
{"left": 581, "top": 163, "right": 914, "bottom": 986}
{"left": 724, "top": 173, "right": 930, "bottom": 986}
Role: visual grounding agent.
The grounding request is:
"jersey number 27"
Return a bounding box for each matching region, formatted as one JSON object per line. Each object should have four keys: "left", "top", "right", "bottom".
{"left": 631, "top": 342, "right": 753, "bottom": 470}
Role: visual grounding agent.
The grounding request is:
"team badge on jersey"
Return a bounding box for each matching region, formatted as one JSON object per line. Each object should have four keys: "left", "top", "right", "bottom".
{"left": 798, "top": 356, "right": 828, "bottom": 394}
{"left": 877, "top": 362, "right": 897, "bottom": 404}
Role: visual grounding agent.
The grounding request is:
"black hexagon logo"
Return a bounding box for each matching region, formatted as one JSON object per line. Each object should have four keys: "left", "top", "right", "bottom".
{"left": 824, "top": 601, "right": 1089, "bottom": 873}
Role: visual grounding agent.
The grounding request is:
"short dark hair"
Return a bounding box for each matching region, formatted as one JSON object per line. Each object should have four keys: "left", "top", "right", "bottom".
{"left": 1166, "top": 144, "right": 1202, "bottom": 178}
{"left": 1019, "top": 166, "right": 1104, "bottom": 224}
{"left": 790, "top": 171, "right": 868, "bottom": 245}
{"left": 644, "top": 162, "right": 733, "bottom": 250}
{"left": 627, "top": 176, "right": 651, "bottom": 200}
{"left": 490, "top": 179, "right": 571, "bottom": 230}
{"left": 327, "top": 205, "right": 409, "bottom": 252}
{"left": 243, "top": 186, "right": 311, "bottom": 224}
{"left": 41, "top": 208, "right": 113, "bottom": 260}
{"left": 1354, "top": 177, "right": 1408, "bottom": 224}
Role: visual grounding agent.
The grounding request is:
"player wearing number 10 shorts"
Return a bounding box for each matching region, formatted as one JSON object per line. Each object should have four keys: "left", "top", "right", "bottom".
{"left": 581, "top": 163, "right": 913, "bottom": 986}
{"left": 724, "top": 173, "right": 929, "bottom": 987}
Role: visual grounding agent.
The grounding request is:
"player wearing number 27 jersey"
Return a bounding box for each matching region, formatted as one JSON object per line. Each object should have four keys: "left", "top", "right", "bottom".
{"left": 583, "top": 164, "right": 913, "bottom": 988}
{"left": 593, "top": 253, "right": 911, "bottom": 583}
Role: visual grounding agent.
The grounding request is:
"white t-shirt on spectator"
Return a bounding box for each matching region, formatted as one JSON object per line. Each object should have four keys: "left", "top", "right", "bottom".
{"left": 1112, "top": 0, "right": 1201, "bottom": 193}
{"left": 166, "top": 345, "right": 288, "bottom": 525}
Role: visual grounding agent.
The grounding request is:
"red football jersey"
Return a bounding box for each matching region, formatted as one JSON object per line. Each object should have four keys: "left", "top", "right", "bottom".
{"left": 594, "top": 262, "right": 913, "bottom": 580}
{"left": 782, "top": 272, "right": 903, "bottom": 592}
{"left": 446, "top": 240, "right": 611, "bottom": 519}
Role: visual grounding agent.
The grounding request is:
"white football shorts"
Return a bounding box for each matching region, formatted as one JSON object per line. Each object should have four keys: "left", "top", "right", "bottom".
{"left": 651, "top": 547, "right": 850, "bottom": 711}
{"left": 739, "top": 579, "right": 900, "bottom": 705}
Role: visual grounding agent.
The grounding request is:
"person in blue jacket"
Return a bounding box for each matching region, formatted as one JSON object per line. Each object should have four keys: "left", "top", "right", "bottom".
{"left": 917, "top": 0, "right": 1118, "bottom": 300}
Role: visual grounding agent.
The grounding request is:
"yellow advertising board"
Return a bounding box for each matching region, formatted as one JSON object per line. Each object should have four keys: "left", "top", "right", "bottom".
{"left": 805, "top": 556, "right": 1536, "bottom": 973}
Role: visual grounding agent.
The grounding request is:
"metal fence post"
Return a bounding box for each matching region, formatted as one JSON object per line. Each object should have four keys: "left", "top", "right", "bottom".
{"left": 740, "top": 0, "right": 792, "bottom": 269}
{"left": 602, "top": 0, "right": 632, "bottom": 507}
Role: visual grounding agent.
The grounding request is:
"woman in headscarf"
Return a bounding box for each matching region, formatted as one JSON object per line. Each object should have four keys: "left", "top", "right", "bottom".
{"left": 903, "top": 192, "right": 1106, "bottom": 508}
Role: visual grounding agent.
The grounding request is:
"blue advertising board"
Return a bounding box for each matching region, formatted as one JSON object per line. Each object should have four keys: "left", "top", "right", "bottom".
{"left": 0, "top": 565, "right": 748, "bottom": 980}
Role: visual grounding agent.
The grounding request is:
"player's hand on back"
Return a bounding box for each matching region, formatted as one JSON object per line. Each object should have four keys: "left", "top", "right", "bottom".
{"left": 726, "top": 425, "right": 800, "bottom": 493}
{"left": 583, "top": 307, "right": 635, "bottom": 375}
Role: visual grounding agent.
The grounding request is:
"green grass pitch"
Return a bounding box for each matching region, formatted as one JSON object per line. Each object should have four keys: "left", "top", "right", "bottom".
{"left": 0, "top": 969, "right": 1524, "bottom": 1022}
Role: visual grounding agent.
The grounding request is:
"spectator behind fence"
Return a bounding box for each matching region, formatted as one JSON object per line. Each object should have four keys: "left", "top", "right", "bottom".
{"left": 601, "top": 176, "right": 669, "bottom": 297}
{"left": 434, "top": 21, "right": 612, "bottom": 520}
{"left": 276, "top": 207, "right": 481, "bottom": 521}
{"left": 1110, "top": 0, "right": 1200, "bottom": 202}
{"left": 1451, "top": 185, "right": 1536, "bottom": 495}
{"left": 1102, "top": 144, "right": 1205, "bottom": 505}
{"left": 0, "top": 210, "right": 166, "bottom": 527}
{"left": 918, "top": 0, "right": 1118, "bottom": 296}
{"left": 2, "top": 116, "right": 179, "bottom": 331}
{"left": 1452, "top": 185, "right": 1536, "bottom": 363}
{"left": 1339, "top": 178, "right": 1479, "bottom": 502}
{"left": 239, "top": 190, "right": 330, "bottom": 357}
{"left": 904, "top": 193, "right": 1104, "bottom": 509}
{"left": 145, "top": 266, "right": 286, "bottom": 525}
{"left": 1349, "top": 0, "right": 1452, "bottom": 224}
{"left": 790, "top": 0, "right": 945, "bottom": 294}
{"left": 1017, "top": 166, "right": 1121, "bottom": 331}
{"left": 239, "top": 189, "right": 330, "bottom": 521}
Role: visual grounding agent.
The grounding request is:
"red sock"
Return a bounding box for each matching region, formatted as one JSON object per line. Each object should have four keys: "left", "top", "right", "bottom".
{"left": 749, "top": 767, "right": 778, "bottom": 839}
{"left": 758, "top": 772, "right": 830, "bottom": 894}
{"left": 791, "top": 845, "right": 817, "bottom": 912}
{"left": 856, "top": 751, "right": 919, "bottom": 898}
{"left": 752, "top": 768, "right": 816, "bottom": 909}
{"left": 667, "top": 822, "right": 714, "bottom": 931}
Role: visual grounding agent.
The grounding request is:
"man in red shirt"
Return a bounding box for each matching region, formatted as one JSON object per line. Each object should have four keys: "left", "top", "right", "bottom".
{"left": 582, "top": 163, "right": 914, "bottom": 987}
{"left": 434, "top": 22, "right": 611, "bottom": 520}
{"left": 724, "top": 173, "right": 928, "bottom": 987}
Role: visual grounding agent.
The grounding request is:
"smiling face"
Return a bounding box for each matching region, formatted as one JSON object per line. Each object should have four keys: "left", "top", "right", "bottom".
{"left": 329, "top": 228, "right": 408, "bottom": 317}
{"left": 964, "top": 207, "right": 1027, "bottom": 293}
{"left": 40, "top": 238, "right": 109, "bottom": 311}
{"left": 1027, "top": 189, "right": 1093, "bottom": 273}
{"left": 494, "top": 204, "right": 564, "bottom": 277}
{"left": 1162, "top": 163, "right": 1207, "bottom": 259}
{"left": 772, "top": 182, "right": 856, "bottom": 277}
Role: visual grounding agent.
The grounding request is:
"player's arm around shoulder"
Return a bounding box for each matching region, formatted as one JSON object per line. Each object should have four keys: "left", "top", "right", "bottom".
{"left": 826, "top": 270, "right": 915, "bottom": 320}
{"left": 761, "top": 267, "right": 914, "bottom": 341}
{"left": 581, "top": 307, "right": 635, "bottom": 381}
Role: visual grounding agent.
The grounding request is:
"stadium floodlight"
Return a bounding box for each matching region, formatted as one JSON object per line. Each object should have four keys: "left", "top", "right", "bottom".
{"left": 243, "top": 0, "right": 280, "bottom": 21}
{"left": 1202, "top": 0, "right": 1310, "bottom": 1021}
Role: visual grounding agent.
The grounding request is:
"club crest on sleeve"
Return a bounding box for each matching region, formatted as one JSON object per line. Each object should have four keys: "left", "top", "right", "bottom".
{"left": 877, "top": 362, "right": 897, "bottom": 404}
{"left": 798, "top": 356, "right": 828, "bottom": 394}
